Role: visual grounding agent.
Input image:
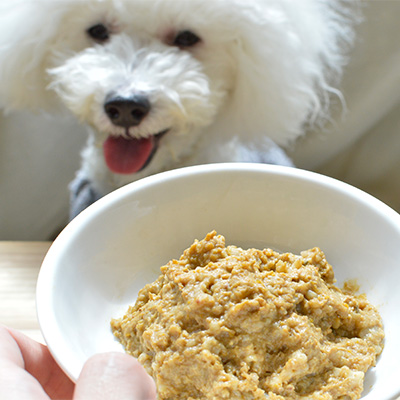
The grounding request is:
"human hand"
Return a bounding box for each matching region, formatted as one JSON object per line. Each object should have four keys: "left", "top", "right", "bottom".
{"left": 0, "top": 325, "right": 156, "bottom": 400}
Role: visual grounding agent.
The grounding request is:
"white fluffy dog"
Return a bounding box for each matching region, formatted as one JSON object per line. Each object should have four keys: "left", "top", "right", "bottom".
{"left": 0, "top": 0, "right": 354, "bottom": 217}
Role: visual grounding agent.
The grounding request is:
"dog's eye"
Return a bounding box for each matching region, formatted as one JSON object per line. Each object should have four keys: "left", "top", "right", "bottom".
{"left": 87, "top": 23, "right": 110, "bottom": 42}
{"left": 173, "top": 30, "right": 201, "bottom": 48}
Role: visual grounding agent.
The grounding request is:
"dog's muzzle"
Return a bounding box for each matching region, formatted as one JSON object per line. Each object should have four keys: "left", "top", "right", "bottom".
{"left": 102, "top": 93, "right": 167, "bottom": 175}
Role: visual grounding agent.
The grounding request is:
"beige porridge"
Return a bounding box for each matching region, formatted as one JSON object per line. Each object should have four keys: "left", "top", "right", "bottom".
{"left": 111, "top": 231, "right": 384, "bottom": 400}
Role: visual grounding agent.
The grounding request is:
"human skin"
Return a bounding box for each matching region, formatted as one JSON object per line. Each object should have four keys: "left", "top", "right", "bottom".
{"left": 0, "top": 324, "right": 156, "bottom": 400}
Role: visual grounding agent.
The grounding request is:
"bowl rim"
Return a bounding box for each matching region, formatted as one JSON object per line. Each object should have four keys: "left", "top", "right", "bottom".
{"left": 41, "top": 163, "right": 400, "bottom": 240}
{"left": 36, "top": 162, "right": 400, "bottom": 391}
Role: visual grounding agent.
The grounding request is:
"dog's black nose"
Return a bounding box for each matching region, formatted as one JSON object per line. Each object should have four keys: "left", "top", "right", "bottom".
{"left": 104, "top": 95, "right": 151, "bottom": 127}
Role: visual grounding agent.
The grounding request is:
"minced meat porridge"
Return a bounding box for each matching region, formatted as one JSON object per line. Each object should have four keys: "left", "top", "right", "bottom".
{"left": 111, "top": 231, "right": 384, "bottom": 400}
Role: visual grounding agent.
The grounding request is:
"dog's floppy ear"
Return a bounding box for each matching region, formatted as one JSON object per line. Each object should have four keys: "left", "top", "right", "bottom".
{"left": 228, "top": 1, "right": 355, "bottom": 147}
{"left": 0, "top": 2, "right": 65, "bottom": 112}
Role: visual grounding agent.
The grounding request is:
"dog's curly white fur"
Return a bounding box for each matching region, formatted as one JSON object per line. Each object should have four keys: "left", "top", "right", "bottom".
{"left": 0, "top": 0, "right": 355, "bottom": 217}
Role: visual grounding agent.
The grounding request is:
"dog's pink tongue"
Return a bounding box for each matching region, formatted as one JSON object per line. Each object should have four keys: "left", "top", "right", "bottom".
{"left": 103, "top": 135, "right": 153, "bottom": 174}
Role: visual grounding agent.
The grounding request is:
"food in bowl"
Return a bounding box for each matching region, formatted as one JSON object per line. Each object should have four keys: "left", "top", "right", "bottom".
{"left": 111, "top": 231, "right": 384, "bottom": 400}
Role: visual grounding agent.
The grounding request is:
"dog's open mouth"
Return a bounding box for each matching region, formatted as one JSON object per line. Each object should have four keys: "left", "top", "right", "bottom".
{"left": 103, "top": 130, "right": 168, "bottom": 174}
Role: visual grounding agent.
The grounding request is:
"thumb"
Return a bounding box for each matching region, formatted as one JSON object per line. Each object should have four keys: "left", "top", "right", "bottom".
{"left": 74, "top": 352, "right": 156, "bottom": 400}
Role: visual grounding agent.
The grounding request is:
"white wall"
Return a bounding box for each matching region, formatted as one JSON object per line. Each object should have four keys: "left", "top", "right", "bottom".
{"left": 0, "top": 111, "right": 86, "bottom": 240}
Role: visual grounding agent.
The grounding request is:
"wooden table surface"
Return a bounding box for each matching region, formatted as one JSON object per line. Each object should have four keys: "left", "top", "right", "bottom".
{"left": 0, "top": 241, "right": 51, "bottom": 343}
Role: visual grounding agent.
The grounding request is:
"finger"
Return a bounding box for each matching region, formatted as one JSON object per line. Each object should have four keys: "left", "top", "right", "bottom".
{"left": 0, "top": 325, "right": 49, "bottom": 400}
{"left": 0, "top": 325, "right": 74, "bottom": 400}
{"left": 74, "top": 352, "right": 157, "bottom": 400}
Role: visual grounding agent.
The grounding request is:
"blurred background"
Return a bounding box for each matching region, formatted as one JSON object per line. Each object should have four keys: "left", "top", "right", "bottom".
{"left": 1, "top": 1, "right": 399, "bottom": 240}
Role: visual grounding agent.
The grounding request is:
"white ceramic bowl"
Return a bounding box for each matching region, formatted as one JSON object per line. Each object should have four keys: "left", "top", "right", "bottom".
{"left": 37, "top": 163, "right": 400, "bottom": 399}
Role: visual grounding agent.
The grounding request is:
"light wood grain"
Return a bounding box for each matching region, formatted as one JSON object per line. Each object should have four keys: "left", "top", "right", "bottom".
{"left": 0, "top": 241, "right": 51, "bottom": 343}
